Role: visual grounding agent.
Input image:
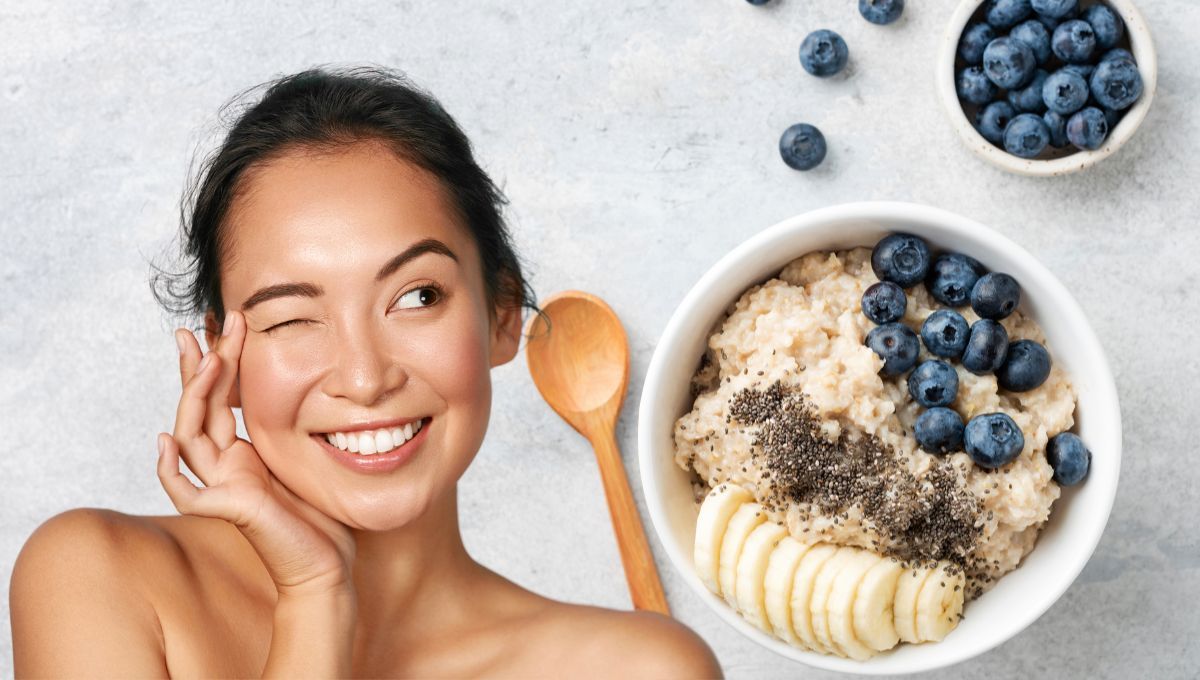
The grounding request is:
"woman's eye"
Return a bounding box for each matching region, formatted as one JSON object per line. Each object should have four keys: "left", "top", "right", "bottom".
{"left": 265, "top": 319, "right": 309, "bottom": 333}
{"left": 395, "top": 286, "right": 441, "bottom": 310}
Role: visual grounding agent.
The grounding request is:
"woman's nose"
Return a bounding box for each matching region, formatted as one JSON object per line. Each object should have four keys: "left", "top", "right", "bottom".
{"left": 324, "top": 324, "right": 408, "bottom": 406}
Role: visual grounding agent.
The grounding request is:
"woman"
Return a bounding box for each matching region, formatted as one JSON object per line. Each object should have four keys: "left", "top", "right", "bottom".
{"left": 10, "top": 66, "right": 721, "bottom": 678}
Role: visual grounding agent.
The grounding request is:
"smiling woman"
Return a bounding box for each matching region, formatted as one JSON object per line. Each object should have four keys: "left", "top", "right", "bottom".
{"left": 9, "top": 65, "right": 720, "bottom": 678}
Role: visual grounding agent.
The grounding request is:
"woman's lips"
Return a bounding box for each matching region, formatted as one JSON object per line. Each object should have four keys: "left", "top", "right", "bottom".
{"left": 313, "top": 417, "right": 431, "bottom": 474}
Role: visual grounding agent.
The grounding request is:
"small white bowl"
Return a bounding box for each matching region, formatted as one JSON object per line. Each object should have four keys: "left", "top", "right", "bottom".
{"left": 637, "top": 202, "right": 1121, "bottom": 674}
{"left": 937, "top": 0, "right": 1157, "bottom": 176}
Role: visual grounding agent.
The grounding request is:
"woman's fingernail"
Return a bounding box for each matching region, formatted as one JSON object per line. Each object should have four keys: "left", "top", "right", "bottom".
{"left": 198, "top": 354, "right": 213, "bottom": 372}
{"left": 175, "top": 331, "right": 186, "bottom": 355}
{"left": 222, "top": 313, "right": 234, "bottom": 336}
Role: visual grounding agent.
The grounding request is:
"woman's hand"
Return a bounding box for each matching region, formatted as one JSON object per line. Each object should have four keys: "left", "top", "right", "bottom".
{"left": 157, "top": 311, "right": 356, "bottom": 597}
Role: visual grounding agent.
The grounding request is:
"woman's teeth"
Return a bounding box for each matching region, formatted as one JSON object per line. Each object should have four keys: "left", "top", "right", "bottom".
{"left": 324, "top": 420, "right": 423, "bottom": 456}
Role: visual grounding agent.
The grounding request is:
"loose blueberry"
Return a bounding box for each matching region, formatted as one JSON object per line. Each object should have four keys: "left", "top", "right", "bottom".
{"left": 965, "top": 412, "right": 1025, "bottom": 468}
{"left": 1061, "top": 63, "right": 1095, "bottom": 80}
{"left": 908, "top": 360, "right": 959, "bottom": 408}
{"left": 862, "top": 281, "right": 907, "bottom": 324}
{"left": 927, "top": 253, "right": 983, "bottom": 307}
{"left": 1003, "top": 112, "right": 1051, "bottom": 158}
{"left": 1099, "top": 47, "right": 1134, "bottom": 64}
{"left": 1030, "top": 0, "right": 1076, "bottom": 19}
{"left": 859, "top": 0, "right": 904, "bottom": 25}
{"left": 1090, "top": 57, "right": 1143, "bottom": 110}
{"left": 959, "top": 22, "right": 996, "bottom": 64}
{"left": 746, "top": 0, "right": 772, "bottom": 4}
{"left": 984, "top": 0, "right": 1032, "bottom": 29}
{"left": 871, "top": 233, "right": 931, "bottom": 288}
{"left": 1046, "top": 432, "right": 1091, "bottom": 485}
{"left": 800, "top": 29, "right": 849, "bottom": 77}
{"left": 1043, "top": 110, "right": 1069, "bottom": 147}
{"left": 971, "top": 272, "right": 1021, "bottom": 319}
{"left": 983, "top": 37, "right": 1037, "bottom": 90}
{"left": 779, "top": 123, "right": 828, "bottom": 170}
{"left": 921, "top": 309, "right": 971, "bottom": 359}
{"left": 1010, "top": 20, "right": 1052, "bottom": 64}
{"left": 1066, "top": 107, "right": 1108, "bottom": 150}
{"left": 866, "top": 322, "right": 921, "bottom": 377}
{"left": 915, "top": 407, "right": 965, "bottom": 455}
{"left": 996, "top": 339, "right": 1052, "bottom": 391}
{"left": 1051, "top": 19, "right": 1096, "bottom": 63}
{"left": 1042, "top": 69, "right": 1089, "bottom": 115}
{"left": 958, "top": 66, "right": 998, "bottom": 106}
{"left": 1008, "top": 69, "right": 1049, "bottom": 113}
{"left": 1083, "top": 3, "right": 1124, "bottom": 49}
{"left": 962, "top": 319, "right": 1009, "bottom": 375}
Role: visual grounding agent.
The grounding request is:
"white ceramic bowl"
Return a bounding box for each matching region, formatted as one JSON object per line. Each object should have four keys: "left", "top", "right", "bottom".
{"left": 937, "top": 0, "right": 1157, "bottom": 176}
{"left": 638, "top": 202, "right": 1121, "bottom": 674}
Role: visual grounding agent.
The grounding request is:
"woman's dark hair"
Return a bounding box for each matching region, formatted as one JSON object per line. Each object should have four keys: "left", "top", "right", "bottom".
{"left": 152, "top": 64, "right": 536, "bottom": 326}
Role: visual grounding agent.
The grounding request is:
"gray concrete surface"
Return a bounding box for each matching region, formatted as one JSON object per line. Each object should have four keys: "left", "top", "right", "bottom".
{"left": 2, "top": 1, "right": 1197, "bottom": 677}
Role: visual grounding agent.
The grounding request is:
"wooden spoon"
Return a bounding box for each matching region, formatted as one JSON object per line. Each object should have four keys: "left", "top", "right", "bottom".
{"left": 525, "top": 290, "right": 670, "bottom": 615}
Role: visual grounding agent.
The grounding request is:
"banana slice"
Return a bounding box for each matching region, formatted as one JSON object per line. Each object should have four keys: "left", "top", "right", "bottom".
{"left": 763, "top": 537, "right": 815, "bottom": 646}
{"left": 718, "top": 503, "right": 767, "bottom": 606}
{"left": 694, "top": 484, "right": 754, "bottom": 595}
{"left": 790, "top": 543, "right": 839, "bottom": 654}
{"left": 826, "top": 549, "right": 885, "bottom": 660}
{"left": 853, "top": 558, "right": 905, "bottom": 652}
{"left": 914, "top": 563, "right": 965, "bottom": 643}
{"left": 809, "top": 546, "right": 860, "bottom": 657}
{"left": 734, "top": 521, "right": 788, "bottom": 631}
{"left": 894, "top": 564, "right": 934, "bottom": 643}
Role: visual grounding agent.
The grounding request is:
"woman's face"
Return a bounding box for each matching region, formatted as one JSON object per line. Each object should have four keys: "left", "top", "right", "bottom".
{"left": 214, "top": 141, "right": 520, "bottom": 531}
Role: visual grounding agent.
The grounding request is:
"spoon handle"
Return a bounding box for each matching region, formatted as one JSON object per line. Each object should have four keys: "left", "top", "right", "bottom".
{"left": 589, "top": 427, "right": 670, "bottom": 615}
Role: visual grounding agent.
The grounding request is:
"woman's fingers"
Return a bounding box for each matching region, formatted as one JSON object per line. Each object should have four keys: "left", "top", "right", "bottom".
{"left": 157, "top": 433, "right": 235, "bottom": 522}
{"left": 204, "top": 311, "right": 245, "bottom": 450}
{"left": 172, "top": 348, "right": 223, "bottom": 483}
{"left": 176, "top": 328, "right": 199, "bottom": 389}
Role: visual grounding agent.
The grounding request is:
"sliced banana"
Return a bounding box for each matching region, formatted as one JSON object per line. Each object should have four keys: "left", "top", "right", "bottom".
{"left": 718, "top": 503, "right": 767, "bottom": 606}
{"left": 790, "top": 543, "right": 839, "bottom": 653}
{"left": 809, "top": 546, "right": 861, "bottom": 657}
{"left": 914, "top": 563, "right": 965, "bottom": 643}
{"left": 734, "top": 521, "right": 789, "bottom": 631}
{"left": 763, "top": 537, "right": 815, "bottom": 647}
{"left": 693, "top": 484, "right": 754, "bottom": 596}
{"left": 852, "top": 558, "right": 905, "bottom": 652}
{"left": 894, "top": 564, "right": 934, "bottom": 643}
{"left": 826, "top": 549, "right": 884, "bottom": 660}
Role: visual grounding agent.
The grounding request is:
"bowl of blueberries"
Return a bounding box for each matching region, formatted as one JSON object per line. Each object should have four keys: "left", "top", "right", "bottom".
{"left": 938, "top": 0, "right": 1156, "bottom": 175}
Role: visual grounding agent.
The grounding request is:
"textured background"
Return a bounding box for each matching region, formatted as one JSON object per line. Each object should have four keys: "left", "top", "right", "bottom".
{"left": 2, "top": 1, "right": 1197, "bottom": 677}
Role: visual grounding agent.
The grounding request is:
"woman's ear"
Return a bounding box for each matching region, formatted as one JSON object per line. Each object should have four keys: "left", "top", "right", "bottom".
{"left": 202, "top": 310, "right": 243, "bottom": 409}
{"left": 489, "top": 302, "right": 523, "bottom": 368}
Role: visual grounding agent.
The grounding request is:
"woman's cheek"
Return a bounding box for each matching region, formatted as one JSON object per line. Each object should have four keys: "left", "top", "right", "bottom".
{"left": 238, "top": 339, "right": 325, "bottom": 430}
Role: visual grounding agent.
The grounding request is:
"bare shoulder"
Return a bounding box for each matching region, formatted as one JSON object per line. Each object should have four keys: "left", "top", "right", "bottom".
{"left": 9, "top": 508, "right": 188, "bottom": 676}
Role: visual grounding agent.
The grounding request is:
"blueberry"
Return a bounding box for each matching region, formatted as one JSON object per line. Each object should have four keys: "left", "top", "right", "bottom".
{"left": 1052, "top": 19, "right": 1096, "bottom": 63}
{"left": 1003, "top": 112, "right": 1051, "bottom": 158}
{"left": 862, "top": 281, "right": 907, "bottom": 324}
{"left": 800, "top": 29, "right": 849, "bottom": 77}
{"left": 1010, "top": 20, "right": 1052, "bottom": 64}
{"left": 1090, "top": 57, "right": 1143, "bottom": 110}
{"left": 1066, "top": 107, "right": 1108, "bottom": 150}
{"left": 866, "top": 322, "right": 921, "bottom": 377}
{"left": 1061, "top": 63, "right": 1095, "bottom": 80}
{"left": 1033, "top": 12, "right": 1062, "bottom": 31}
{"left": 746, "top": 0, "right": 772, "bottom": 4}
{"left": 1043, "top": 110, "right": 1069, "bottom": 147}
{"left": 984, "top": 0, "right": 1032, "bottom": 29}
{"left": 971, "top": 272, "right": 1021, "bottom": 320}
{"left": 957, "top": 66, "right": 998, "bottom": 106}
{"left": 1008, "top": 69, "right": 1049, "bottom": 113}
{"left": 1099, "top": 47, "right": 1134, "bottom": 64}
{"left": 779, "top": 123, "right": 828, "bottom": 170}
{"left": 959, "top": 22, "right": 996, "bottom": 64}
{"left": 871, "top": 233, "right": 931, "bottom": 288}
{"left": 1083, "top": 3, "right": 1124, "bottom": 49}
{"left": 1030, "top": 0, "right": 1076, "bottom": 19}
{"left": 927, "top": 253, "right": 983, "bottom": 307}
{"left": 908, "top": 360, "right": 959, "bottom": 408}
{"left": 859, "top": 0, "right": 904, "bottom": 25}
{"left": 983, "top": 37, "right": 1037, "bottom": 90}
{"left": 921, "top": 309, "right": 971, "bottom": 359}
{"left": 915, "top": 407, "right": 965, "bottom": 455}
{"left": 1042, "top": 69, "right": 1089, "bottom": 115}
{"left": 962, "top": 319, "right": 1009, "bottom": 375}
{"left": 1046, "top": 432, "right": 1091, "bottom": 485}
{"left": 996, "top": 338, "right": 1052, "bottom": 392}
{"left": 976, "top": 101, "right": 1016, "bottom": 145}
{"left": 965, "top": 412, "right": 1025, "bottom": 468}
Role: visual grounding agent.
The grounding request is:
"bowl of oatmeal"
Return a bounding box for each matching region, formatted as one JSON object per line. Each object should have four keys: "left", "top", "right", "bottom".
{"left": 637, "top": 202, "right": 1120, "bottom": 674}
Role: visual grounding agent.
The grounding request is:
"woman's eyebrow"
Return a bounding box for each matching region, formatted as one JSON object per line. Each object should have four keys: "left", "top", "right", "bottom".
{"left": 239, "top": 238, "right": 459, "bottom": 311}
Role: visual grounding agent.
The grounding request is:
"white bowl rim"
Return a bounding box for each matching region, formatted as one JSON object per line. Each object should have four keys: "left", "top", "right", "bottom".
{"left": 936, "top": 0, "right": 1158, "bottom": 177}
{"left": 637, "top": 201, "right": 1122, "bottom": 674}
